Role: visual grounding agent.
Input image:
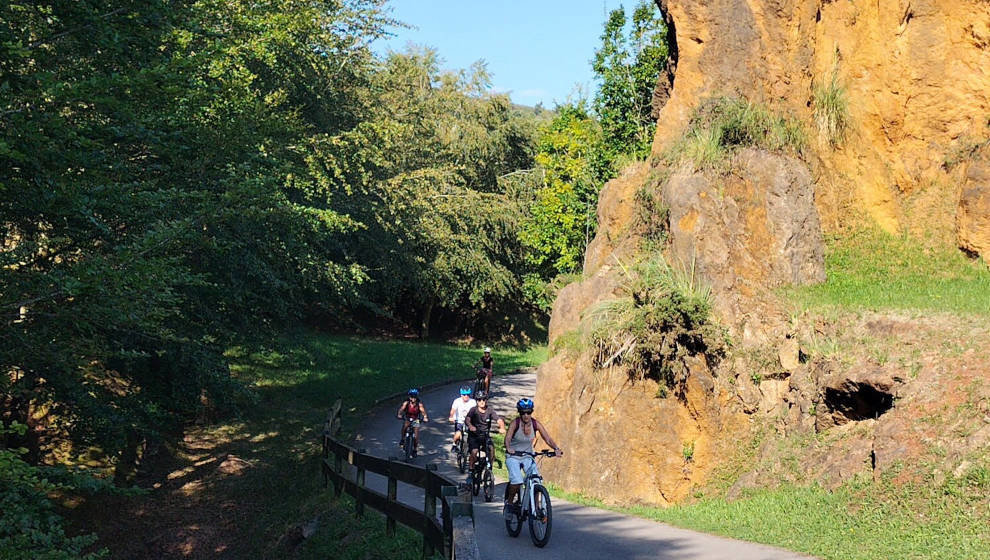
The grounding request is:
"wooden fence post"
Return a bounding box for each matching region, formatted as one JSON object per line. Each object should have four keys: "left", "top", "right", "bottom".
{"left": 386, "top": 457, "right": 398, "bottom": 536}
{"left": 354, "top": 448, "right": 366, "bottom": 517}
{"left": 440, "top": 485, "right": 458, "bottom": 559}
{"left": 423, "top": 464, "right": 438, "bottom": 558}
{"left": 332, "top": 447, "right": 343, "bottom": 498}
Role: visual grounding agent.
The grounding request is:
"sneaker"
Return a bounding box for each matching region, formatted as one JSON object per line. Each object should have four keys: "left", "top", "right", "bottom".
{"left": 451, "top": 444, "right": 458, "bottom": 453}
{"left": 412, "top": 449, "right": 418, "bottom": 457}
{"left": 503, "top": 503, "right": 518, "bottom": 521}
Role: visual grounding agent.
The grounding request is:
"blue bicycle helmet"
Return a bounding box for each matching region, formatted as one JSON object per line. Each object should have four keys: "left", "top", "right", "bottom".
{"left": 408, "top": 388, "right": 420, "bottom": 398}
{"left": 459, "top": 386, "right": 472, "bottom": 396}
{"left": 516, "top": 398, "right": 534, "bottom": 413}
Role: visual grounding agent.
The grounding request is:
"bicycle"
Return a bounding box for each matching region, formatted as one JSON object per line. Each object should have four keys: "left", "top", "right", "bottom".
{"left": 472, "top": 367, "right": 488, "bottom": 397}
{"left": 453, "top": 423, "right": 468, "bottom": 473}
{"left": 469, "top": 420, "right": 496, "bottom": 502}
{"left": 504, "top": 450, "right": 557, "bottom": 547}
{"left": 399, "top": 417, "right": 420, "bottom": 462}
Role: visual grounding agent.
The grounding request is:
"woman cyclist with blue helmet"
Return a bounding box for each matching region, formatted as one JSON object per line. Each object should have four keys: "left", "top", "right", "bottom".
{"left": 396, "top": 388, "right": 429, "bottom": 457}
{"left": 503, "top": 397, "right": 562, "bottom": 518}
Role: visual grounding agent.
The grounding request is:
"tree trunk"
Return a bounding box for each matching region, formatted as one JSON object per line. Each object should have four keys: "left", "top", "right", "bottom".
{"left": 420, "top": 297, "right": 434, "bottom": 339}
{"left": 114, "top": 428, "right": 142, "bottom": 486}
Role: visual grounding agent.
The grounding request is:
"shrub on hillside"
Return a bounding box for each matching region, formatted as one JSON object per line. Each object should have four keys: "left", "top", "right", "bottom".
{"left": 586, "top": 255, "right": 726, "bottom": 395}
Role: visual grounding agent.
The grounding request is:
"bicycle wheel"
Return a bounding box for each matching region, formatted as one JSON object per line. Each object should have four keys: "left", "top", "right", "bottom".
{"left": 504, "top": 501, "right": 522, "bottom": 537}
{"left": 483, "top": 468, "right": 495, "bottom": 502}
{"left": 403, "top": 432, "right": 414, "bottom": 462}
{"left": 528, "top": 484, "right": 552, "bottom": 547}
{"left": 457, "top": 444, "right": 466, "bottom": 473}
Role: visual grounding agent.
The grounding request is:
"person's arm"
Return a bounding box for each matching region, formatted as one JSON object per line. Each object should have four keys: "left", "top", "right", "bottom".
{"left": 396, "top": 401, "right": 406, "bottom": 419}
{"left": 534, "top": 419, "right": 562, "bottom": 454}
{"left": 503, "top": 418, "right": 517, "bottom": 452}
{"left": 448, "top": 402, "right": 457, "bottom": 422}
{"left": 420, "top": 404, "right": 429, "bottom": 422}
{"left": 496, "top": 417, "right": 506, "bottom": 434}
{"left": 465, "top": 408, "right": 476, "bottom": 432}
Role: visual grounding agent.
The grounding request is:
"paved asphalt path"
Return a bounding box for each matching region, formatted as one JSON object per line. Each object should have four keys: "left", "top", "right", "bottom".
{"left": 353, "top": 372, "right": 816, "bottom": 560}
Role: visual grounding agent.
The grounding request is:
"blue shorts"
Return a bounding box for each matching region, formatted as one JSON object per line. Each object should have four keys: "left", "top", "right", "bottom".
{"left": 506, "top": 455, "right": 535, "bottom": 485}
{"left": 453, "top": 422, "right": 465, "bottom": 434}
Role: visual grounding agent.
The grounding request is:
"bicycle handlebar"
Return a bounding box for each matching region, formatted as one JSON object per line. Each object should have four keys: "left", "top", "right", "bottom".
{"left": 509, "top": 450, "right": 557, "bottom": 458}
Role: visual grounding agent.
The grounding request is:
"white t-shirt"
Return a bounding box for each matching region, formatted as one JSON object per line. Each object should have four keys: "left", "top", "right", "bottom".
{"left": 450, "top": 397, "right": 477, "bottom": 424}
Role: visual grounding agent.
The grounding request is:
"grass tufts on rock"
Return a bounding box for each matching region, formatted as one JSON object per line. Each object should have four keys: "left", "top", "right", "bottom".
{"left": 584, "top": 254, "right": 725, "bottom": 395}
{"left": 813, "top": 67, "right": 850, "bottom": 147}
{"left": 665, "top": 97, "right": 806, "bottom": 171}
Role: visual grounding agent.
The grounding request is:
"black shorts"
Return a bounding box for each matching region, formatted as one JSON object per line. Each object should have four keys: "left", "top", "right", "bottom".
{"left": 468, "top": 434, "right": 492, "bottom": 451}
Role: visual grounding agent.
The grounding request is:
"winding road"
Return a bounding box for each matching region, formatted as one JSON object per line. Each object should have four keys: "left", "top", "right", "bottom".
{"left": 353, "top": 372, "right": 816, "bottom": 560}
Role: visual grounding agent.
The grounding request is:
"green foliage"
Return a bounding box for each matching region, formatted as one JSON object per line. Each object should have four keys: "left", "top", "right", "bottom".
{"left": 785, "top": 228, "right": 990, "bottom": 315}
{"left": 317, "top": 46, "right": 543, "bottom": 333}
{"left": 585, "top": 255, "right": 724, "bottom": 393}
{"left": 666, "top": 98, "right": 806, "bottom": 170}
{"left": 0, "top": 423, "right": 106, "bottom": 559}
{"left": 520, "top": 1, "right": 670, "bottom": 310}
{"left": 682, "top": 440, "right": 695, "bottom": 462}
{"left": 519, "top": 103, "right": 603, "bottom": 306}
{"left": 813, "top": 66, "right": 850, "bottom": 146}
{"left": 593, "top": 1, "right": 669, "bottom": 161}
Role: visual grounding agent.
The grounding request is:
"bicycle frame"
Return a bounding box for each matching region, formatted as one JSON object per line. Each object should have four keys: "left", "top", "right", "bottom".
{"left": 519, "top": 457, "right": 543, "bottom": 515}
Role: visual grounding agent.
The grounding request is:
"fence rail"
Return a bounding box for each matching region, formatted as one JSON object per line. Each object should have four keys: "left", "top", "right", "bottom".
{"left": 321, "top": 399, "right": 478, "bottom": 559}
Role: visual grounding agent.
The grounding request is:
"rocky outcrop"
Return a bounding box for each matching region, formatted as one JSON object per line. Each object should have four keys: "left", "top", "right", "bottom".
{"left": 535, "top": 0, "right": 990, "bottom": 505}
{"left": 959, "top": 153, "right": 990, "bottom": 259}
{"left": 663, "top": 148, "right": 825, "bottom": 340}
{"left": 655, "top": 0, "right": 990, "bottom": 258}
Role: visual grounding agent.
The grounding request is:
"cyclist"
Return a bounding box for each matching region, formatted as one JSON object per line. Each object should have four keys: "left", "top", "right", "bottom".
{"left": 396, "top": 388, "right": 429, "bottom": 457}
{"left": 476, "top": 347, "right": 494, "bottom": 394}
{"left": 464, "top": 391, "right": 504, "bottom": 483}
{"left": 448, "top": 386, "right": 476, "bottom": 453}
{"left": 503, "top": 397, "right": 562, "bottom": 519}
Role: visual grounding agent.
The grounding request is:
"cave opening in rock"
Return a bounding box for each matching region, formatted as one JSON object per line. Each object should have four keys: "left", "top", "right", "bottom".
{"left": 824, "top": 381, "right": 894, "bottom": 421}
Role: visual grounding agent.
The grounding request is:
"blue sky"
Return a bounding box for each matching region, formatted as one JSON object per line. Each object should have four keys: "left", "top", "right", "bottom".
{"left": 375, "top": 1, "right": 625, "bottom": 108}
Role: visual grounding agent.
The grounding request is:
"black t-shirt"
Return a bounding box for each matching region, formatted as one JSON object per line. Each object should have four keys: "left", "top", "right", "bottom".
{"left": 480, "top": 355, "right": 493, "bottom": 369}
{"left": 466, "top": 406, "right": 499, "bottom": 438}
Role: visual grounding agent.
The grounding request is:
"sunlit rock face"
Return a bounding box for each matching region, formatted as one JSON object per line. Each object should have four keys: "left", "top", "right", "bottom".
{"left": 535, "top": 0, "right": 990, "bottom": 506}
{"left": 655, "top": 0, "right": 990, "bottom": 252}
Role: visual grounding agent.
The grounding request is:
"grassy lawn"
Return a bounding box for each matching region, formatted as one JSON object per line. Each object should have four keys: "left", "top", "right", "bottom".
{"left": 785, "top": 228, "right": 990, "bottom": 315}
{"left": 72, "top": 332, "right": 545, "bottom": 559}
{"left": 547, "top": 476, "right": 990, "bottom": 560}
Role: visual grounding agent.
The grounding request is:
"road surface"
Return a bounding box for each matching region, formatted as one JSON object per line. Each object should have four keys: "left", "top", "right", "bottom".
{"left": 352, "top": 373, "right": 816, "bottom": 560}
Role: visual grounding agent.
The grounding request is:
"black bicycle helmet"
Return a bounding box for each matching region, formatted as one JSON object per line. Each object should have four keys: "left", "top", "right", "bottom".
{"left": 516, "top": 398, "right": 534, "bottom": 413}
{"left": 475, "top": 390, "right": 488, "bottom": 400}
{"left": 408, "top": 388, "right": 420, "bottom": 398}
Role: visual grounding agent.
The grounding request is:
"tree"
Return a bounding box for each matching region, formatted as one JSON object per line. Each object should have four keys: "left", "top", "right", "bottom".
{"left": 307, "top": 47, "right": 541, "bottom": 336}
{"left": 0, "top": 7, "right": 392, "bottom": 554}
{"left": 592, "top": 0, "right": 669, "bottom": 160}
{"left": 519, "top": 103, "right": 604, "bottom": 308}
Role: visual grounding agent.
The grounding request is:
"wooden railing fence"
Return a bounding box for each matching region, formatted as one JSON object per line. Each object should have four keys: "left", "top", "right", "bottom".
{"left": 321, "top": 399, "right": 479, "bottom": 559}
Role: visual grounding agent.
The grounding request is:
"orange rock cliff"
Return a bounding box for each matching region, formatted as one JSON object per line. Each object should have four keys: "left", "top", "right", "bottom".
{"left": 534, "top": 0, "right": 990, "bottom": 505}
